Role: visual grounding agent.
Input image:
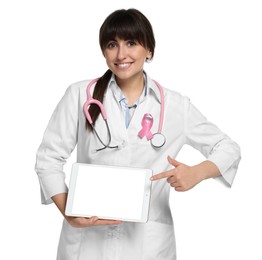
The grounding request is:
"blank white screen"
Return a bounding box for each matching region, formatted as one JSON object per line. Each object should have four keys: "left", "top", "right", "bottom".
{"left": 71, "top": 165, "right": 147, "bottom": 220}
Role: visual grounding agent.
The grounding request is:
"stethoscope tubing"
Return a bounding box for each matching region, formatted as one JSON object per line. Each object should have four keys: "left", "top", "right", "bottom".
{"left": 83, "top": 77, "right": 165, "bottom": 150}
{"left": 84, "top": 78, "right": 107, "bottom": 124}
{"left": 152, "top": 80, "right": 164, "bottom": 134}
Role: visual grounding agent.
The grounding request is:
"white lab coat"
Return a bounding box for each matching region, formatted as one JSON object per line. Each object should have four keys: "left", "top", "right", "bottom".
{"left": 35, "top": 73, "right": 241, "bottom": 260}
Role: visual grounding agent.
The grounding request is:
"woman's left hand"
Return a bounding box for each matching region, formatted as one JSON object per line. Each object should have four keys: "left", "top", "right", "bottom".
{"left": 151, "top": 156, "right": 205, "bottom": 192}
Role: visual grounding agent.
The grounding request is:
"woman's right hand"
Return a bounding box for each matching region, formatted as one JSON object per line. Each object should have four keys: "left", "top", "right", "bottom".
{"left": 64, "top": 215, "right": 123, "bottom": 228}
{"left": 52, "top": 193, "right": 122, "bottom": 228}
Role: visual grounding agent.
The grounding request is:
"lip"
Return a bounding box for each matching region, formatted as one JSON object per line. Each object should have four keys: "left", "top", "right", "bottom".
{"left": 115, "top": 62, "right": 133, "bottom": 69}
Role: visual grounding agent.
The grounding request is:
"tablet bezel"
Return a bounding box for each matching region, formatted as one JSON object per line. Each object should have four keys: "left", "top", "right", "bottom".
{"left": 65, "top": 163, "right": 152, "bottom": 223}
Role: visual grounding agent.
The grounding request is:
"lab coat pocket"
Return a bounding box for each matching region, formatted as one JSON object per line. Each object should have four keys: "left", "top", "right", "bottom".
{"left": 143, "top": 221, "right": 176, "bottom": 260}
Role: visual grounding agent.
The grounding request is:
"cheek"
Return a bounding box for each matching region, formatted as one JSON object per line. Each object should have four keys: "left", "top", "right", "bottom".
{"left": 103, "top": 51, "right": 114, "bottom": 62}
{"left": 137, "top": 51, "right": 149, "bottom": 63}
{"left": 137, "top": 55, "right": 147, "bottom": 67}
{"left": 104, "top": 55, "right": 114, "bottom": 69}
{"left": 105, "top": 58, "right": 110, "bottom": 66}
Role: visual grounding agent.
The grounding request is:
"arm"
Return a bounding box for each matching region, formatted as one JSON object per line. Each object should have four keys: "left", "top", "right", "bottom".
{"left": 35, "top": 85, "right": 122, "bottom": 226}
{"left": 35, "top": 85, "right": 78, "bottom": 204}
{"left": 183, "top": 97, "right": 241, "bottom": 187}
{"left": 151, "top": 97, "right": 241, "bottom": 191}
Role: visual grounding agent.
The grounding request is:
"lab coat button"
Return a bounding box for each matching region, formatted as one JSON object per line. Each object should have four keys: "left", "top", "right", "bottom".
{"left": 118, "top": 140, "right": 127, "bottom": 149}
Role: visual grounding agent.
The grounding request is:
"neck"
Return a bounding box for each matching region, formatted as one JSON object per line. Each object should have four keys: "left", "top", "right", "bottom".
{"left": 116, "top": 73, "right": 144, "bottom": 106}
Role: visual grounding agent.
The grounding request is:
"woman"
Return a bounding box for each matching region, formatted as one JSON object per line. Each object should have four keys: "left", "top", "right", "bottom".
{"left": 35, "top": 8, "right": 241, "bottom": 260}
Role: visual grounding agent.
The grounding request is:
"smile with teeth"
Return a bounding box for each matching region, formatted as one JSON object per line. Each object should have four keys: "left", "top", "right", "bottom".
{"left": 116, "top": 63, "right": 132, "bottom": 68}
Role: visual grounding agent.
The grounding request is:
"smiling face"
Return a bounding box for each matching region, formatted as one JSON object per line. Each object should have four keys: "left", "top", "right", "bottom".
{"left": 103, "top": 37, "right": 152, "bottom": 82}
{"left": 99, "top": 9, "right": 156, "bottom": 84}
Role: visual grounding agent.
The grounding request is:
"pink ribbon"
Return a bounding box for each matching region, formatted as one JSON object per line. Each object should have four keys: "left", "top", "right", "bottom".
{"left": 138, "top": 113, "right": 154, "bottom": 140}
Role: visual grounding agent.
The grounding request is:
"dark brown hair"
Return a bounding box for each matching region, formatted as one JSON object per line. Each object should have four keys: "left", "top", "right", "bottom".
{"left": 87, "top": 8, "right": 155, "bottom": 130}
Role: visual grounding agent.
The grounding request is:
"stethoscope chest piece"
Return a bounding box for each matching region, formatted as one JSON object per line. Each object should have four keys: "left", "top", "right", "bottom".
{"left": 151, "top": 133, "right": 166, "bottom": 148}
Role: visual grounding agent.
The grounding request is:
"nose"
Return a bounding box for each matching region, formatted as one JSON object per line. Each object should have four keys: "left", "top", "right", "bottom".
{"left": 117, "top": 45, "right": 127, "bottom": 60}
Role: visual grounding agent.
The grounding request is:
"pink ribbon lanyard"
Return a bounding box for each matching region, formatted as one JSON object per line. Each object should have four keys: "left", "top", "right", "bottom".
{"left": 138, "top": 113, "right": 154, "bottom": 140}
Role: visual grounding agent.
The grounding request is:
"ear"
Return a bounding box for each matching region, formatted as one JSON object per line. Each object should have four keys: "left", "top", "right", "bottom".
{"left": 146, "top": 49, "right": 152, "bottom": 61}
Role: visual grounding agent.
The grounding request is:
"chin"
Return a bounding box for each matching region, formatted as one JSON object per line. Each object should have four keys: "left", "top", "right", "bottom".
{"left": 113, "top": 70, "right": 143, "bottom": 81}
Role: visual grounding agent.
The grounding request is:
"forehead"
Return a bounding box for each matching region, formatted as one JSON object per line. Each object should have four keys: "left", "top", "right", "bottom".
{"left": 107, "top": 36, "right": 136, "bottom": 42}
{"left": 104, "top": 30, "right": 141, "bottom": 42}
{"left": 100, "top": 21, "right": 146, "bottom": 49}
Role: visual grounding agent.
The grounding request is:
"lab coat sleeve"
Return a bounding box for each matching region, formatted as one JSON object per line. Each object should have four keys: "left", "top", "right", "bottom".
{"left": 35, "top": 85, "right": 79, "bottom": 204}
{"left": 184, "top": 98, "right": 241, "bottom": 187}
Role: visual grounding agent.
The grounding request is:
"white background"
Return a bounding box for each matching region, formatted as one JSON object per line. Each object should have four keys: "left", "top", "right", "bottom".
{"left": 0, "top": 0, "right": 261, "bottom": 259}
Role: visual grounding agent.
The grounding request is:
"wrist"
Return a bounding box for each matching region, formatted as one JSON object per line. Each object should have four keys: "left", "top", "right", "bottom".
{"left": 192, "top": 165, "right": 207, "bottom": 183}
{"left": 51, "top": 193, "right": 68, "bottom": 217}
{"left": 193, "top": 160, "right": 221, "bottom": 181}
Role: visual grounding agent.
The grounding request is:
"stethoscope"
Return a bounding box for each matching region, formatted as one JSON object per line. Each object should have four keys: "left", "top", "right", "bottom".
{"left": 83, "top": 78, "right": 166, "bottom": 152}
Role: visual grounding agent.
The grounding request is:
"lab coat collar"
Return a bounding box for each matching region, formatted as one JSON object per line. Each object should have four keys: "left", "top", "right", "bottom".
{"left": 108, "top": 71, "right": 162, "bottom": 104}
{"left": 146, "top": 74, "right": 162, "bottom": 104}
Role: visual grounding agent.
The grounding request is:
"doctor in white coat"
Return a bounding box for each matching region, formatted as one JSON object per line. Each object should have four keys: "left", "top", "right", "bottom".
{"left": 35, "top": 8, "right": 241, "bottom": 260}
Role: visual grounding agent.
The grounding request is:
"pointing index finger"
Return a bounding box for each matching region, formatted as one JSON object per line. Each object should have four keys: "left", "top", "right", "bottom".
{"left": 150, "top": 170, "right": 173, "bottom": 181}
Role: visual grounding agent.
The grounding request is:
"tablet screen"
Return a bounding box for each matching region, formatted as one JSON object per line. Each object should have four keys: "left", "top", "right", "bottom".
{"left": 66, "top": 163, "right": 152, "bottom": 222}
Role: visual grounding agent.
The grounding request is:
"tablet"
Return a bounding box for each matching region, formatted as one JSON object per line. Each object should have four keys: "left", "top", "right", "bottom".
{"left": 65, "top": 163, "right": 152, "bottom": 223}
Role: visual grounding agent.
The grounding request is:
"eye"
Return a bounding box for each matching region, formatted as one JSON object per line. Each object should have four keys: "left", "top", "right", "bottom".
{"left": 106, "top": 41, "right": 117, "bottom": 49}
{"left": 127, "top": 40, "right": 137, "bottom": 47}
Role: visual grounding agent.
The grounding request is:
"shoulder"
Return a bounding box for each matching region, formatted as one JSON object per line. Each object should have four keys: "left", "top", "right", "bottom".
{"left": 56, "top": 79, "right": 94, "bottom": 108}
{"left": 162, "top": 85, "right": 191, "bottom": 107}
{"left": 162, "top": 87, "right": 192, "bottom": 118}
{"left": 146, "top": 74, "right": 190, "bottom": 106}
{"left": 67, "top": 79, "right": 91, "bottom": 93}
{"left": 164, "top": 87, "right": 187, "bottom": 100}
{"left": 64, "top": 79, "right": 97, "bottom": 101}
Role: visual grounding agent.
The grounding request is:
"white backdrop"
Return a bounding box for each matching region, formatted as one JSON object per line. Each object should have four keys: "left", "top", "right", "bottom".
{"left": 0, "top": 0, "right": 261, "bottom": 259}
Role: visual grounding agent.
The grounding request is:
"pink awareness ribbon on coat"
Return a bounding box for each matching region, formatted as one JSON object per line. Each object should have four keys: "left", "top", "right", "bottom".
{"left": 138, "top": 113, "right": 154, "bottom": 140}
